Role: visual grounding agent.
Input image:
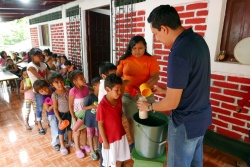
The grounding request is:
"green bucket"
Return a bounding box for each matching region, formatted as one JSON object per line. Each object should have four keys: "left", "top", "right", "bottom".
{"left": 133, "top": 111, "right": 168, "bottom": 159}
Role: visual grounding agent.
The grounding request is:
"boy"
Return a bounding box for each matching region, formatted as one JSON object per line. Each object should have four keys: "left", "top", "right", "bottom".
{"left": 83, "top": 76, "right": 101, "bottom": 160}
{"left": 33, "top": 79, "right": 60, "bottom": 151}
{"left": 97, "top": 74, "right": 130, "bottom": 167}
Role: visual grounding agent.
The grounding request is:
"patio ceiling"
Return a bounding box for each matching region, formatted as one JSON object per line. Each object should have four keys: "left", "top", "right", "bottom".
{"left": 0, "top": 0, "right": 75, "bottom": 22}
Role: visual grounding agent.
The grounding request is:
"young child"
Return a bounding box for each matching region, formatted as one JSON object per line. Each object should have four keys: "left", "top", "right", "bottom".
{"left": 60, "top": 56, "right": 68, "bottom": 78}
{"left": 19, "top": 67, "right": 36, "bottom": 130}
{"left": 49, "top": 72, "right": 73, "bottom": 155}
{"left": 0, "top": 51, "right": 7, "bottom": 67}
{"left": 6, "top": 58, "right": 21, "bottom": 76}
{"left": 33, "top": 79, "right": 60, "bottom": 151}
{"left": 83, "top": 76, "right": 101, "bottom": 160}
{"left": 56, "top": 55, "right": 62, "bottom": 71}
{"left": 98, "top": 62, "right": 117, "bottom": 167}
{"left": 97, "top": 74, "right": 130, "bottom": 167}
{"left": 52, "top": 54, "right": 58, "bottom": 69}
{"left": 69, "top": 70, "right": 90, "bottom": 158}
{"left": 64, "top": 60, "right": 75, "bottom": 87}
{"left": 27, "top": 48, "right": 50, "bottom": 135}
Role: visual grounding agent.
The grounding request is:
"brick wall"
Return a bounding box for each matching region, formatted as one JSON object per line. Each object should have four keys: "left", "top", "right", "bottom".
{"left": 50, "top": 23, "right": 65, "bottom": 56}
{"left": 66, "top": 21, "right": 82, "bottom": 69}
{"left": 115, "top": 10, "right": 146, "bottom": 61}
{"left": 30, "top": 27, "right": 39, "bottom": 48}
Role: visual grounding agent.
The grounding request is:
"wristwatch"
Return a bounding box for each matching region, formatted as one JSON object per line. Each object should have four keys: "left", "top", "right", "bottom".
{"left": 148, "top": 103, "right": 152, "bottom": 111}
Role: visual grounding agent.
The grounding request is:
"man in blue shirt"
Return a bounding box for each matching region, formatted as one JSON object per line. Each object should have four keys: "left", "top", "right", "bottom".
{"left": 137, "top": 4, "right": 212, "bottom": 167}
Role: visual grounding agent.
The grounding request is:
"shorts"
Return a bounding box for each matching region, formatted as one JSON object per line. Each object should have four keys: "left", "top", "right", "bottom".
{"left": 122, "top": 93, "right": 155, "bottom": 119}
{"left": 86, "top": 127, "right": 98, "bottom": 138}
{"left": 56, "top": 112, "right": 72, "bottom": 135}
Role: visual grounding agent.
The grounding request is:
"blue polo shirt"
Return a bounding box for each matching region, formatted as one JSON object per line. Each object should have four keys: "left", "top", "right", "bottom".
{"left": 167, "top": 28, "right": 212, "bottom": 139}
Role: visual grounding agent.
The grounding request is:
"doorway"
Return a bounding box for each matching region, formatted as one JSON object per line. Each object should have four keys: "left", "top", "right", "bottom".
{"left": 86, "top": 9, "right": 110, "bottom": 82}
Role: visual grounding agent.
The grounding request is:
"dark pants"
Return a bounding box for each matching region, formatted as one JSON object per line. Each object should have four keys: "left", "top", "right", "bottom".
{"left": 99, "top": 142, "right": 104, "bottom": 167}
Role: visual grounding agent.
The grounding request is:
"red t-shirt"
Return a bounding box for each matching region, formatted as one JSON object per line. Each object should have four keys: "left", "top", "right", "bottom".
{"left": 96, "top": 96, "right": 126, "bottom": 143}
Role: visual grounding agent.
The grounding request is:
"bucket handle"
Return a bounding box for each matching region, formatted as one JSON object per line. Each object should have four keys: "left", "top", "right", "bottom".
{"left": 136, "top": 123, "right": 166, "bottom": 145}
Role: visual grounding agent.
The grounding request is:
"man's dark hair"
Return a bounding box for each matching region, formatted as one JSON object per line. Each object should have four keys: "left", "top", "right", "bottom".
{"left": 33, "top": 79, "right": 50, "bottom": 93}
{"left": 47, "top": 72, "right": 64, "bottom": 84}
{"left": 99, "top": 62, "right": 117, "bottom": 76}
{"left": 69, "top": 70, "right": 83, "bottom": 85}
{"left": 60, "top": 56, "right": 68, "bottom": 61}
{"left": 64, "top": 60, "right": 72, "bottom": 66}
{"left": 147, "top": 5, "right": 181, "bottom": 30}
{"left": 91, "top": 76, "right": 101, "bottom": 86}
{"left": 52, "top": 54, "right": 58, "bottom": 58}
{"left": 104, "top": 74, "right": 122, "bottom": 90}
{"left": 29, "top": 48, "right": 42, "bottom": 56}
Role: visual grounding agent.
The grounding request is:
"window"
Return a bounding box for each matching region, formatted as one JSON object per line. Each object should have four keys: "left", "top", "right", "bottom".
{"left": 40, "top": 24, "right": 50, "bottom": 46}
{"left": 220, "top": 0, "right": 250, "bottom": 62}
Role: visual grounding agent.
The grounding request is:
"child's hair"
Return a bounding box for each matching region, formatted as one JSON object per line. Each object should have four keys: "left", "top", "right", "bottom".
{"left": 6, "top": 58, "right": 13, "bottom": 63}
{"left": 60, "top": 56, "right": 68, "bottom": 61}
{"left": 91, "top": 76, "right": 101, "bottom": 86}
{"left": 48, "top": 72, "right": 64, "bottom": 84}
{"left": 57, "top": 55, "right": 61, "bottom": 60}
{"left": 69, "top": 70, "right": 83, "bottom": 85}
{"left": 1, "top": 51, "right": 6, "bottom": 58}
{"left": 64, "top": 60, "right": 72, "bottom": 66}
{"left": 33, "top": 80, "right": 50, "bottom": 93}
{"left": 99, "top": 62, "right": 117, "bottom": 76}
{"left": 104, "top": 74, "right": 122, "bottom": 90}
{"left": 44, "top": 48, "right": 52, "bottom": 56}
{"left": 52, "top": 54, "right": 58, "bottom": 59}
{"left": 20, "top": 67, "right": 27, "bottom": 77}
{"left": 29, "top": 48, "right": 42, "bottom": 56}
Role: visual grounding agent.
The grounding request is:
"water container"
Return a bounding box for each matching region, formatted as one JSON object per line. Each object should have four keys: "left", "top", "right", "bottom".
{"left": 133, "top": 111, "right": 168, "bottom": 158}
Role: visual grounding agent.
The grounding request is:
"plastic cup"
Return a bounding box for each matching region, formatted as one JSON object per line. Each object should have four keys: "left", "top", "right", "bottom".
{"left": 138, "top": 96, "right": 148, "bottom": 119}
{"left": 58, "top": 120, "right": 69, "bottom": 130}
{"left": 44, "top": 97, "right": 53, "bottom": 105}
{"left": 72, "top": 118, "right": 84, "bottom": 131}
{"left": 25, "top": 78, "right": 31, "bottom": 87}
{"left": 139, "top": 83, "right": 152, "bottom": 97}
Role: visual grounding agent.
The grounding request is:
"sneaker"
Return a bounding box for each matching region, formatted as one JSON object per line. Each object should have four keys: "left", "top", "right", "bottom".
{"left": 76, "top": 150, "right": 85, "bottom": 158}
{"left": 94, "top": 148, "right": 100, "bottom": 154}
{"left": 66, "top": 141, "right": 74, "bottom": 147}
{"left": 60, "top": 147, "right": 68, "bottom": 155}
{"left": 38, "top": 128, "right": 46, "bottom": 135}
{"left": 90, "top": 152, "right": 98, "bottom": 160}
{"left": 54, "top": 144, "right": 60, "bottom": 151}
{"left": 80, "top": 145, "right": 91, "bottom": 153}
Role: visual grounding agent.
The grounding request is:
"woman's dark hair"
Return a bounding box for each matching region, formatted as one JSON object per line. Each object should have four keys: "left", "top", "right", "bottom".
{"left": 60, "top": 56, "right": 68, "bottom": 61}
{"left": 47, "top": 72, "right": 64, "bottom": 84}
{"left": 104, "top": 74, "right": 122, "bottom": 90}
{"left": 20, "top": 67, "right": 27, "bottom": 77}
{"left": 117, "top": 35, "right": 151, "bottom": 65}
{"left": 29, "top": 48, "right": 42, "bottom": 56}
{"left": 44, "top": 48, "right": 52, "bottom": 56}
{"left": 1, "top": 51, "right": 6, "bottom": 58}
{"left": 52, "top": 54, "right": 58, "bottom": 58}
{"left": 147, "top": 5, "right": 181, "bottom": 31}
{"left": 33, "top": 79, "right": 50, "bottom": 94}
{"left": 64, "top": 60, "right": 72, "bottom": 66}
{"left": 69, "top": 70, "right": 83, "bottom": 85}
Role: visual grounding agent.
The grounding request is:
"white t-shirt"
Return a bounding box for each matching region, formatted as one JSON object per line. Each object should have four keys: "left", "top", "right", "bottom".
{"left": 27, "top": 62, "right": 47, "bottom": 86}
{"left": 98, "top": 79, "right": 107, "bottom": 103}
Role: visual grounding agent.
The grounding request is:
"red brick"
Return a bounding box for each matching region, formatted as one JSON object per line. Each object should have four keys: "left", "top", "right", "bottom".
{"left": 210, "top": 86, "right": 221, "bottom": 93}
{"left": 157, "top": 61, "right": 168, "bottom": 66}
{"left": 179, "top": 12, "right": 195, "bottom": 18}
{"left": 212, "top": 112, "right": 216, "bottom": 117}
{"left": 160, "top": 77, "right": 168, "bottom": 83}
{"left": 132, "top": 17, "right": 144, "bottom": 22}
{"left": 223, "top": 89, "right": 246, "bottom": 98}
{"left": 221, "top": 103, "right": 237, "bottom": 111}
{"left": 232, "top": 125, "right": 249, "bottom": 134}
{"left": 218, "top": 115, "right": 245, "bottom": 126}
{"left": 153, "top": 44, "right": 163, "bottom": 49}
{"left": 212, "top": 74, "right": 224, "bottom": 81}
{"left": 240, "top": 85, "right": 250, "bottom": 91}
{"left": 132, "top": 28, "right": 142, "bottom": 33}
{"left": 210, "top": 93, "right": 235, "bottom": 103}
{"left": 217, "top": 127, "right": 242, "bottom": 140}
{"left": 210, "top": 99, "right": 220, "bottom": 106}
{"left": 183, "top": 26, "right": 193, "bottom": 29}
{"left": 174, "top": 6, "right": 185, "bottom": 12}
{"left": 233, "top": 112, "right": 250, "bottom": 121}
{"left": 212, "top": 106, "right": 231, "bottom": 116}
{"left": 162, "top": 56, "right": 168, "bottom": 61}
{"left": 160, "top": 71, "right": 167, "bottom": 77}
{"left": 137, "top": 22, "right": 145, "bottom": 27}
{"left": 227, "top": 76, "right": 250, "bottom": 84}
{"left": 213, "top": 81, "right": 238, "bottom": 89}
{"left": 186, "top": 3, "right": 208, "bottom": 10}
{"left": 243, "top": 137, "right": 250, "bottom": 143}
{"left": 154, "top": 50, "right": 170, "bottom": 55}
{"left": 125, "top": 12, "right": 137, "bottom": 17}
{"left": 195, "top": 25, "right": 207, "bottom": 31}
{"left": 213, "top": 119, "right": 228, "bottom": 128}
{"left": 197, "top": 10, "right": 209, "bottom": 16}
{"left": 137, "top": 10, "right": 145, "bottom": 16}
{"left": 208, "top": 124, "right": 215, "bottom": 130}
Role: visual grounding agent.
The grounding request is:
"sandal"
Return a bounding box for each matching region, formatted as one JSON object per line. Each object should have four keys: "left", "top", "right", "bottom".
{"left": 25, "top": 125, "right": 32, "bottom": 130}
{"left": 60, "top": 147, "right": 68, "bottom": 155}
{"left": 80, "top": 145, "right": 91, "bottom": 153}
{"left": 90, "top": 152, "right": 98, "bottom": 160}
{"left": 38, "top": 128, "right": 46, "bottom": 135}
{"left": 76, "top": 150, "right": 85, "bottom": 158}
{"left": 34, "top": 121, "right": 38, "bottom": 125}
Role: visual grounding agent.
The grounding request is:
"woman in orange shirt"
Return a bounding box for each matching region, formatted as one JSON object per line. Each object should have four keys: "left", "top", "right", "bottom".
{"left": 116, "top": 36, "right": 160, "bottom": 149}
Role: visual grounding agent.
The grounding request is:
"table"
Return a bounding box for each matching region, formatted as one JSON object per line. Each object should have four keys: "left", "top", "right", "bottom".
{"left": 0, "top": 71, "right": 20, "bottom": 100}
{"left": 17, "top": 62, "right": 28, "bottom": 69}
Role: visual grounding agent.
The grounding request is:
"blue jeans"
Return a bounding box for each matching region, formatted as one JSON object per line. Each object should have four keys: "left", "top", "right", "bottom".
{"left": 167, "top": 118, "right": 204, "bottom": 167}
{"left": 48, "top": 114, "right": 59, "bottom": 146}
{"left": 35, "top": 93, "right": 43, "bottom": 121}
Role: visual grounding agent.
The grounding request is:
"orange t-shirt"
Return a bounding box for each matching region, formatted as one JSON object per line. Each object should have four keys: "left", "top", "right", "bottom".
{"left": 117, "top": 55, "right": 159, "bottom": 96}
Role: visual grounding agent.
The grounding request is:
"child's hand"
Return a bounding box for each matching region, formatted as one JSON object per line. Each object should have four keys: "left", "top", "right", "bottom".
{"left": 72, "top": 117, "right": 77, "bottom": 124}
{"left": 24, "top": 86, "right": 31, "bottom": 91}
{"left": 91, "top": 104, "right": 98, "bottom": 110}
{"left": 236, "top": 106, "right": 242, "bottom": 112}
{"left": 103, "top": 141, "right": 110, "bottom": 149}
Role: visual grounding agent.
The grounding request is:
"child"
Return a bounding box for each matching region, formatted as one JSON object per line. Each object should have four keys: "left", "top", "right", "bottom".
{"left": 0, "top": 51, "right": 7, "bottom": 67}
{"left": 27, "top": 48, "right": 50, "bottom": 135}
{"left": 6, "top": 58, "right": 20, "bottom": 76}
{"left": 83, "top": 76, "right": 101, "bottom": 160}
{"left": 98, "top": 61, "right": 117, "bottom": 167}
{"left": 56, "top": 55, "right": 62, "bottom": 71}
{"left": 19, "top": 67, "right": 36, "bottom": 130}
{"left": 12, "top": 52, "right": 23, "bottom": 64}
{"left": 60, "top": 56, "right": 68, "bottom": 78}
{"left": 49, "top": 72, "right": 73, "bottom": 155}
{"left": 97, "top": 74, "right": 130, "bottom": 167}
{"left": 33, "top": 79, "right": 60, "bottom": 151}
{"left": 69, "top": 70, "right": 90, "bottom": 158}
{"left": 52, "top": 54, "right": 58, "bottom": 69}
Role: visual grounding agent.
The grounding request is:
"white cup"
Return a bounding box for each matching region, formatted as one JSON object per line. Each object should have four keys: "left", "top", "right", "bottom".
{"left": 138, "top": 96, "right": 148, "bottom": 119}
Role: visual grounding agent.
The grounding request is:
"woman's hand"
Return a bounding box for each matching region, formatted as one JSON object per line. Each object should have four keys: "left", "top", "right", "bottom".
{"left": 152, "top": 85, "right": 167, "bottom": 94}
{"left": 137, "top": 101, "right": 150, "bottom": 112}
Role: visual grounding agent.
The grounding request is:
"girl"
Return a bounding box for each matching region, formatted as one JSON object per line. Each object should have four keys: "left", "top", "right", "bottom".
{"left": 20, "top": 67, "right": 36, "bottom": 130}
{"left": 27, "top": 48, "right": 50, "bottom": 135}
{"left": 0, "top": 51, "right": 7, "bottom": 67}
{"left": 60, "top": 56, "right": 68, "bottom": 79}
{"left": 12, "top": 52, "right": 23, "bottom": 64}
{"left": 44, "top": 49, "right": 56, "bottom": 70}
{"left": 50, "top": 72, "right": 73, "bottom": 155}
{"left": 69, "top": 70, "right": 90, "bottom": 158}
{"left": 56, "top": 55, "right": 62, "bottom": 71}
{"left": 6, "top": 59, "right": 21, "bottom": 76}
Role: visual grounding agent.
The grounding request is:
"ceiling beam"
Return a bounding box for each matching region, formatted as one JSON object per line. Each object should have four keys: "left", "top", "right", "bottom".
{"left": 0, "top": 17, "right": 18, "bottom": 22}
{"left": 0, "top": 13, "right": 31, "bottom": 17}
{"left": 0, "top": 10, "right": 39, "bottom": 14}
{"left": 0, "top": 4, "right": 56, "bottom": 10}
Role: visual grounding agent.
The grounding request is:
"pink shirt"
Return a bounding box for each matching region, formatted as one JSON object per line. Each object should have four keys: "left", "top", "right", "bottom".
{"left": 23, "top": 81, "right": 35, "bottom": 100}
{"left": 0, "top": 58, "right": 6, "bottom": 67}
{"left": 69, "top": 86, "right": 89, "bottom": 112}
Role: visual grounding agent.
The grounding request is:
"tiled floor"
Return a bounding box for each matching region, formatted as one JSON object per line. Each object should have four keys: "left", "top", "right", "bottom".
{"left": 0, "top": 82, "right": 247, "bottom": 167}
